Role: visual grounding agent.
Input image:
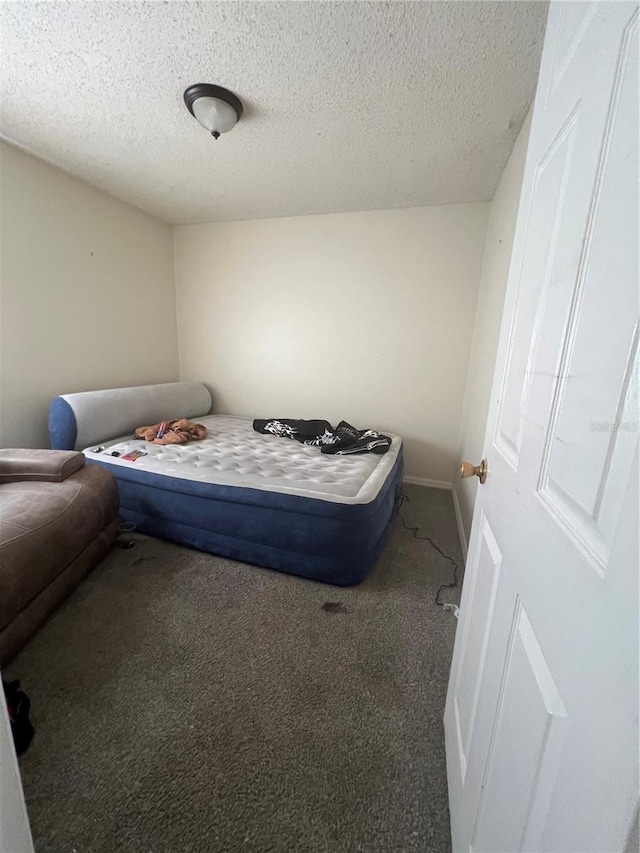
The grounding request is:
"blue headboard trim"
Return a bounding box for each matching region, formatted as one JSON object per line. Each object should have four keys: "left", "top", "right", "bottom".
{"left": 49, "top": 397, "right": 78, "bottom": 450}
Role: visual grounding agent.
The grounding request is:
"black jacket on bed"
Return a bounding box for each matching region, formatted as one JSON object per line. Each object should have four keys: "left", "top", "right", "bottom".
{"left": 253, "top": 419, "right": 392, "bottom": 455}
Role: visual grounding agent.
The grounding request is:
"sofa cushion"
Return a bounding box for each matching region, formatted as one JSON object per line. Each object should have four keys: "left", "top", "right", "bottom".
{"left": 0, "top": 464, "right": 119, "bottom": 632}
{"left": 0, "top": 449, "right": 85, "bottom": 484}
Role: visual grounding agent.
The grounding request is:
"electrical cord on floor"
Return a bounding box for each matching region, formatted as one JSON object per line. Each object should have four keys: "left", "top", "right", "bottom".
{"left": 395, "top": 488, "right": 460, "bottom": 616}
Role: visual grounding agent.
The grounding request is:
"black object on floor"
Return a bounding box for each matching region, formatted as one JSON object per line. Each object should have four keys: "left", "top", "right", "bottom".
{"left": 2, "top": 678, "right": 34, "bottom": 755}
{"left": 397, "top": 491, "right": 460, "bottom": 610}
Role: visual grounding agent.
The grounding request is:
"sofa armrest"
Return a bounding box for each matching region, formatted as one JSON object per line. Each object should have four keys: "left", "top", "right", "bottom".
{"left": 0, "top": 449, "right": 85, "bottom": 484}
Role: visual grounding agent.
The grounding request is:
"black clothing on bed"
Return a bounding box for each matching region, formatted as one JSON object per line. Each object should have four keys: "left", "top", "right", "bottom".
{"left": 252, "top": 418, "right": 392, "bottom": 455}
{"left": 322, "top": 422, "right": 392, "bottom": 455}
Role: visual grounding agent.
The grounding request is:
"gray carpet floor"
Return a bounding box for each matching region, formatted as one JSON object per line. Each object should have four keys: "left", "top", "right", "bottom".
{"left": 7, "top": 484, "right": 463, "bottom": 853}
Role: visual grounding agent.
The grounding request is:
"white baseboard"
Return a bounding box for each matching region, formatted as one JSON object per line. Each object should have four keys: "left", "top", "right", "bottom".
{"left": 402, "top": 475, "right": 452, "bottom": 491}
{"left": 451, "top": 484, "right": 468, "bottom": 565}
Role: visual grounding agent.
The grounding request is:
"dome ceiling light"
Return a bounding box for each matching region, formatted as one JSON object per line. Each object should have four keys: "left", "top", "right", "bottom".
{"left": 183, "top": 83, "right": 243, "bottom": 140}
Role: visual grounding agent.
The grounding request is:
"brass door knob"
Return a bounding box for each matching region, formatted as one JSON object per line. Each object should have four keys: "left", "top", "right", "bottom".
{"left": 459, "top": 459, "right": 487, "bottom": 484}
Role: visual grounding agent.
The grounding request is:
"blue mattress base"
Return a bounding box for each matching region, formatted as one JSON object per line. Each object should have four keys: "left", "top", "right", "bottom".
{"left": 90, "top": 451, "right": 404, "bottom": 586}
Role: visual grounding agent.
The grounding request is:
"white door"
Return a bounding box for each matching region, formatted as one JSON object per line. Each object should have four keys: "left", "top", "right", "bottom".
{"left": 444, "top": 2, "right": 639, "bottom": 851}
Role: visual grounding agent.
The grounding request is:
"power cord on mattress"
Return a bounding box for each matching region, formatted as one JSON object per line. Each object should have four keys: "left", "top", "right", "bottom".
{"left": 396, "top": 489, "right": 460, "bottom": 617}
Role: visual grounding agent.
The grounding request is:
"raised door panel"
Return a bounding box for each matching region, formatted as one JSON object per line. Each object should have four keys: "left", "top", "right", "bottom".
{"left": 544, "top": 1, "right": 598, "bottom": 105}
{"left": 493, "top": 111, "right": 579, "bottom": 470}
{"left": 536, "top": 12, "right": 639, "bottom": 573}
{"left": 451, "top": 515, "right": 502, "bottom": 782}
{"left": 471, "top": 603, "right": 568, "bottom": 853}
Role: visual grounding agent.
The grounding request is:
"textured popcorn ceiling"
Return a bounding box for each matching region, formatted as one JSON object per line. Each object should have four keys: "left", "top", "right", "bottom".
{"left": 0, "top": 1, "right": 547, "bottom": 224}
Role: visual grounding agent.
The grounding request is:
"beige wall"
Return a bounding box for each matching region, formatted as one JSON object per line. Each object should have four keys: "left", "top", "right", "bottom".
{"left": 174, "top": 204, "right": 488, "bottom": 483}
{"left": 0, "top": 141, "right": 178, "bottom": 448}
{"left": 453, "top": 112, "right": 532, "bottom": 548}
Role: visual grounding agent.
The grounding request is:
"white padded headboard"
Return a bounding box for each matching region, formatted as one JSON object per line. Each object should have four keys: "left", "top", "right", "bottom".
{"left": 49, "top": 382, "right": 212, "bottom": 450}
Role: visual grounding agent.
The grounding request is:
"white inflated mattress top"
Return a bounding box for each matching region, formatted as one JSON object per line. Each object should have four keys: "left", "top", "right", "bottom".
{"left": 83, "top": 415, "right": 402, "bottom": 505}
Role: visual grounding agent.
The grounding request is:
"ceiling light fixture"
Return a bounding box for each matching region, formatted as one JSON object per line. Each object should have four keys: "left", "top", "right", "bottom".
{"left": 183, "top": 83, "right": 243, "bottom": 140}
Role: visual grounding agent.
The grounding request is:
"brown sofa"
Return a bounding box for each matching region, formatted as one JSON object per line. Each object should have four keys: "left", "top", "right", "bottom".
{"left": 0, "top": 449, "right": 119, "bottom": 663}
